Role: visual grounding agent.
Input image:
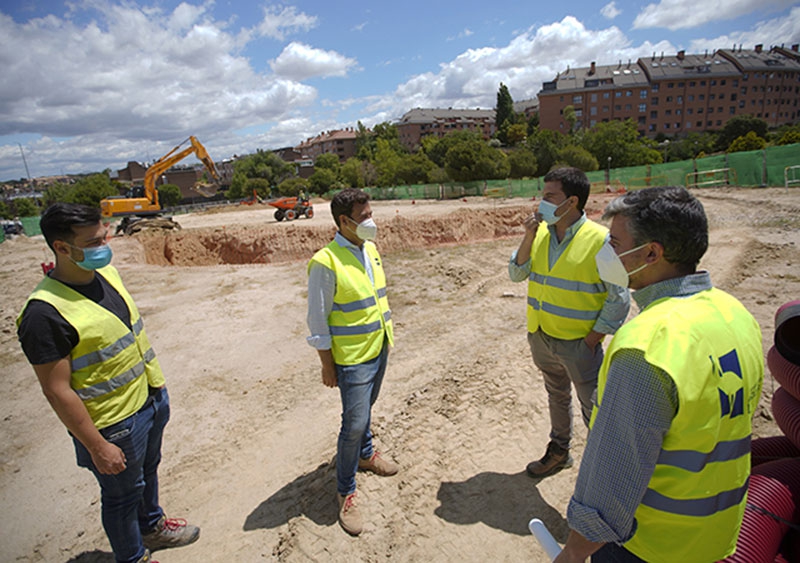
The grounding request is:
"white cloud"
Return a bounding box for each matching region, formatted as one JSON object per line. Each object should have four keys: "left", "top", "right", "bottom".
{"left": 601, "top": 2, "right": 622, "bottom": 20}
{"left": 686, "top": 6, "right": 800, "bottom": 52}
{"left": 633, "top": 0, "right": 796, "bottom": 31}
{"left": 269, "top": 42, "right": 359, "bottom": 81}
{"left": 255, "top": 5, "right": 317, "bottom": 40}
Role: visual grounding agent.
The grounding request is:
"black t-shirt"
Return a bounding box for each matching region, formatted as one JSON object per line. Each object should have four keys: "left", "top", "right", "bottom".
{"left": 18, "top": 273, "right": 132, "bottom": 365}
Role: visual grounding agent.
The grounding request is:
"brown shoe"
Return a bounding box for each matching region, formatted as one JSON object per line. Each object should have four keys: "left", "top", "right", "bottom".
{"left": 526, "top": 441, "right": 573, "bottom": 478}
{"left": 142, "top": 515, "right": 200, "bottom": 552}
{"left": 358, "top": 451, "right": 398, "bottom": 476}
{"left": 337, "top": 492, "right": 363, "bottom": 536}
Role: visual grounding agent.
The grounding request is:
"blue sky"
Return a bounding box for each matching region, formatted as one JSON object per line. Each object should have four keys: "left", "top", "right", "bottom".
{"left": 1, "top": 0, "right": 798, "bottom": 181}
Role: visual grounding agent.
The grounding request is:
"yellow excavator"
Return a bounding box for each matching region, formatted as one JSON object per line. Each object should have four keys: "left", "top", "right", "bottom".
{"left": 101, "top": 136, "right": 220, "bottom": 235}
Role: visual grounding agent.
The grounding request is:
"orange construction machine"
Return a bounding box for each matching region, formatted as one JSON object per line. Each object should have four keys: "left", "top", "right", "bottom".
{"left": 100, "top": 136, "right": 220, "bottom": 235}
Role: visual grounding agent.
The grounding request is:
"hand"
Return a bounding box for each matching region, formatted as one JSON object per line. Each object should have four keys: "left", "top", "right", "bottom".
{"left": 583, "top": 331, "right": 605, "bottom": 350}
{"left": 90, "top": 441, "right": 127, "bottom": 475}
{"left": 523, "top": 212, "right": 541, "bottom": 235}
{"left": 321, "top": 363, "right": 338, "bottom": 388}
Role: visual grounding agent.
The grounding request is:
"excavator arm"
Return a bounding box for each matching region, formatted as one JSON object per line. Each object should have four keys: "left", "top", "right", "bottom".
{"left": 142, "top": 136, "right": 220, "bottom": 206}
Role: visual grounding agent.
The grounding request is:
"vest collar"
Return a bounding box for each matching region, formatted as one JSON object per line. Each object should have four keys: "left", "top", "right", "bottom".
{"left": 633, "top": 271, "right": 712, "bottom": 310}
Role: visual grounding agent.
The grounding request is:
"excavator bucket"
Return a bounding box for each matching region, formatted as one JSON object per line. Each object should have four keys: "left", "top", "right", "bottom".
{"left": 192, "top": 182, "right": 220, "bottom": 198}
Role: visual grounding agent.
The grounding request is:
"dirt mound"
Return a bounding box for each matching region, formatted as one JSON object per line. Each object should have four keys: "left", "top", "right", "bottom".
{"left": 135, "top": 201, "right": 614, "bottom": 267}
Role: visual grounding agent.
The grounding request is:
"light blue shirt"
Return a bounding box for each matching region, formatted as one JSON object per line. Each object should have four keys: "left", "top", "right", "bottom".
{"left": 566, "top": 272, "right": 713, "bottom": 545}
{"left": 306, "top": 232, "right": 375, "bottom": 351}
{"left": 508, "top": 215, "right": 630, "bottom": 335}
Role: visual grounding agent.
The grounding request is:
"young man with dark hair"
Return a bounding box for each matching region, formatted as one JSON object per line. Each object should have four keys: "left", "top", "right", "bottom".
{"left": 556, "top": 186, "right": 763, "bottom": 562}
{"left": 509, "top": 167, "right": 630, "bottom": 478}
{"left": 17, "top": 203, "right": 199, "bottom": 563}
{"left": 307, "top": 188, "right": 398, "bottom": 536}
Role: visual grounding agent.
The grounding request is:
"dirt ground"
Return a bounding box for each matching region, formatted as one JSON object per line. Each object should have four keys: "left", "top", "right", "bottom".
{"left": 1, "top": 188, "right": 798, "bottom": 563}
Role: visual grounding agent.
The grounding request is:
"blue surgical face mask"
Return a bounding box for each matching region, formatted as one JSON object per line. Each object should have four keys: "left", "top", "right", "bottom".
{"left": 69, "top": 243, "right": 113, "bottom": 271}
{"left": 538, "top": 198, "right": 570, "bottom": 224}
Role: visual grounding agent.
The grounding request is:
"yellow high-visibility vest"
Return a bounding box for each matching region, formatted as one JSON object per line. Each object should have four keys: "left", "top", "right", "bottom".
{"left": 18, "top": 266, "right": 165, "bottom": 429}
{"left": 592, "top": 287, "right": 763, "bottom": 562}
{"left": 527, "top": 220, "right": 608, "bottom": 339}
{"left": 309, "top": 240, "right": 393, "bottom": 365}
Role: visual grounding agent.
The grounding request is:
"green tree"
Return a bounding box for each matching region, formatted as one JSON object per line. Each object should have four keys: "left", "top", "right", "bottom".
{"left": 507, "top": 149, "right": 538, "bottom": 179}
{"left": 277, "top": 177, "right": 309, "bottom": 196}
{"left": 226, "top": 170, "right": 248, "bottom": 199}
{"left": 13, "top": 198, "right": 39, "bottom": 217}
{"left": 42, "top": 182, "right": 72, "bottom": 207}
{"left": 527, "top": 128, "right": 568, "bottom": 176}
{"left": 495, "top": 82, "right": 515, "bottom": 145}
{"left": 314, "top": 152, "right": 341, "bottom": 172}
{"left": 557, "top": 145, "right": 598, "bottom": 171}
{"left": 340, "top": 157, "right": 366, "bottom": 188}
{"left": 374, "top": 138, "right": 402, "bottom": 187}
{"left": 0, "top": 201, "right": 11, "bottom": 219}
{"left": 245, "top": 177, "right": 273, "bottom": 199}
{"left": 234, "top": 150, "right": 294, "bottom": 186}
{"left": 396, "top": 151, "right": 437, "bottom": 185}
{"left": 563, "top": 105, "right": 577, "bottom": 134}
{"left": 444, "top": 137, "right": 509, "bottom": 181}
{"left": 506, "top": 123, "right": 528, "bottom": 146}
{"left": 425, "top": 130, "right": 481, "bottom": 168}
{"left": 65, "top": 174, "right": 118, "bottom": 208}
{"left": 728, "top": 131, "right": 767, "bottom": 152}
{"left": 582, "top": 119, "right": 660, "bottom": 168}
{"left": 308, "top": 168, "right": 338, "bottom": 195}
{"left": 157, "top": 184, "right": 182, "bottom": 208}
{"left": 776, "top": 129, "right": 800, "bottom": 146}
{"left": 716, "top": 115, "right": 768, "bottom": 152}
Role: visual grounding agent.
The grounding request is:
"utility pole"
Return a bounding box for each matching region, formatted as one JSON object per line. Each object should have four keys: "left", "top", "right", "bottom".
{"left": 18, "top": 143, "right": 31, "bottom": 180}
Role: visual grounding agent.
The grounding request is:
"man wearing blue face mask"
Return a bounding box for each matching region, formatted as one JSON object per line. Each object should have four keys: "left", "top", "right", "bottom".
{"left": 307, "top": 188, "right": 397, "bottom": 536}
{"left": 509, "top": 167, "right": 630, "bottom": 479}
{"left": 17, "top": 203, "right": 199, "bottom": 563}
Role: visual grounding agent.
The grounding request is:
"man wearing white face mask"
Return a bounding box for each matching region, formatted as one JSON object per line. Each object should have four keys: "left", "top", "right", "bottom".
{"left": 556, "top": 186, "right": 763, "bottom": 563}
{"left": 17, "top": 203, "right": 199, "bottom": 563}
{"left": 307, "top": 188, "right": 397, "bottom": 536}
{"left": 509, "top": 167, "right": 630, "bottom": 479}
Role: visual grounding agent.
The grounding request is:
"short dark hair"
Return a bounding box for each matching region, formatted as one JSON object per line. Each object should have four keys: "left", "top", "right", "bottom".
{"left": 543, "top": 167, "right": 591, "bottom": 211}
{"left": 40, "top": 203, "right": 101, "bottom": 251}
{"left": 330, "top": 188, "right": 370, "bottom": 228}
{"left": 602, "top": 186, "right": 708, "bottom": 273}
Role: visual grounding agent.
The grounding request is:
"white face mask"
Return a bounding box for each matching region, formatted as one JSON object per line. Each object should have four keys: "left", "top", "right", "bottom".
{"left": 595, "top": 240, "right": 650, "bottom": 287}
{"left": 347, "top": 216, "right": 377, "bottom": 241}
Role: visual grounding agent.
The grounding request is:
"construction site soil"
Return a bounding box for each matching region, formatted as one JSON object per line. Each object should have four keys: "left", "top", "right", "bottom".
{"left": 1, "top": 188, "right": 799, "bottom": 562}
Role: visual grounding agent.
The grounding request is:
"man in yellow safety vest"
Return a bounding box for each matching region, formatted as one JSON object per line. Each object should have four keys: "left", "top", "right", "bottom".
{"left": 555, "top": 186, "right": 763, "bottom": 563}
{"left": 17, "top": 203, "right": 199, "bottom": 563}
{"left": 307, "top": 188, "right": 398, "bottom": 536}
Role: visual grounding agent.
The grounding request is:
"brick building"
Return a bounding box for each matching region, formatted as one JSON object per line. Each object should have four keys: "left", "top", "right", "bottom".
{"left": 538, "top": 44, "right": 800, "bottom": 137}
{"left": 295, "top": 128, "right": 359, "bottom": 161}
{"left": 396, "top": 108, "right": 496, "bottom": 151}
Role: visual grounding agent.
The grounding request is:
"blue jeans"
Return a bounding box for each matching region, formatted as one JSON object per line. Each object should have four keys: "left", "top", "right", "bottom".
{"left": 74, "top": 387, "right": 170, "bottom": 563}
{"left": 336, "top": 343, "right": 389, "bottom": 496}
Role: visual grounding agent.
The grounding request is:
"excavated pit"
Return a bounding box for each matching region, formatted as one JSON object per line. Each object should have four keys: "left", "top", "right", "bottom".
{"left": 134, "top": 203, "right": 610, "bottom": 267}
{"left": 133, "top": 207, "right": 529, "bottom": 267}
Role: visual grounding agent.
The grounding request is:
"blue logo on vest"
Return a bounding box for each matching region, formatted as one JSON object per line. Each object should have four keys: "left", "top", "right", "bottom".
{"left": 712, "top": 350, "right": 744, "bottom": 418}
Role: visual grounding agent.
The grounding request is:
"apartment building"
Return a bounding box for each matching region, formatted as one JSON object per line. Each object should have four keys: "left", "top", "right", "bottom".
{"left": 396, "top": 108, "right": 496, "bottom": 151}
{"left": 295, "top": 128, "right": 359, "bottom": 161}
{"left": 538, "top": 44, "right": 800, "bottom": 137}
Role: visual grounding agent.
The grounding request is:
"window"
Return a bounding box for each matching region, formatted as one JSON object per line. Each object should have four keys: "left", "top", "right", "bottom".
{"left": 721, "top": 80, "right": 726, "bottom": 86}
{"left": 668, "top": 82, "right": 674, "bottom": 88}
{"left": 675, "top": 122, "right": 681, "bottom": 129}
{"left": 698, "top": 108, "right": 704, "bottom": 114}
{"left": 708, "top": 107, "right": 713, "bottom": 113}
{"left": 603, "top": 92, "right": 610, "bottom": 99}
{"left": 666, "top": 96, "right": 673, "bottom": 102}
{"left": 573, "top": 95, "right": 582, "bottom": 103}
{"left": 652, "top": 84, "right": 660, "bottom": 91}
{"left": 664, "top": 123, "right": 671, "bottom": 129}
{"left": 743, "top": 73, "right": 749, "bottom": 80}
{"left": 688, "top": 108, "right": 694, "bottom": 114}
{"left": 700, "top": 81, "right": 706, "bottom": 86}
{"left": 731, "top": 94, "right": 737, "bottom": 101}
{"left": 603, "top": 106, "right": 609, "bottom": 112}
{"left": 689, "top": 81, "right": 696, "bottom": 87}
{"left": 688, "top": 94, "right": 695, "bottom": 102}
{"left": 615, "top": 91, "right": 622, "bottom": 98}
{"left": 666, "top": 109, "right": 672, "bottom": 116}
{"left": 686, "top": 121, "right": 692, "bottom": 128}
{"left": 640, "top": 90, "right": 648, "bottom": 99}
{"left": 710, "top": 94, "right": 716, "bottom": 100}
{"left": 625, "top": 104, "right": 632, "bottom": 110}
{"left": 711, "top": 80, "right": 717, "bottom": 86}
{"left": 678, "top": 82, "right": 685, "bottom": 87}
{"left": 591, "top": 106, "right": 597, "bottom": 116}
{"left": 677, "top": 96, "right": 683, "bottom": 104}
{"left": 650, "top": 110, "right": 658, "bottom": 119}
{"left": 676, "top": 109, "right": 682, "bottom": 115}
{"left": 639, "top": 103, "right": 647, "bottom": 112}
{"left": 730, "top": 107, "right": 736, "bottom": 115}
{"left": 626, "top": 90, "right": 633, "bottom": 97}
{"left": 741, "top": 87, "right": 747, "bottom": 94}
{"left": 615, "top": 105, "right": 622, "bottom": 111}
{"left": 697, "top": 121, "right": 702, "bottom": 127}
{"left": 699, "top": 94, "right": 705, "bottom": 101}
{"left": 651, "top": 97, "right": 659, "bottom": 105}
{"left": 591, "top": 93, "right": 597, "bottom": 102}
{"left": 733, "top": 79, "right": 739, "bottom": 87}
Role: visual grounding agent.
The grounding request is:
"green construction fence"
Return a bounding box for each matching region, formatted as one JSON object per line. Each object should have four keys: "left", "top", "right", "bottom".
{"left": 357, "top": 142, "right": 799, "bottom": 201}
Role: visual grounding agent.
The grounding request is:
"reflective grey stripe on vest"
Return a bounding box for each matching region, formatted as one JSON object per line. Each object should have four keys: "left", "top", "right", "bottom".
{"left": 377, "top": 286, "right": 387, "bottom": 298}
{"left": 528, "top": 297, "right": 599, "bottom": 321}
{"left": 529, "top": 273, "right": 606, "bottom": 294}
{"left": 330, "top": 320, "right": 383, "bottom": 336}
{"left": 656, "top": 436, "right": 751, "bottom": 473}
{"left": 333, "top": 295, "right": 377, "bottom": 313}
{"left": 71, "top": 318, "right": 144, "bottom": 371}
{"left": 640, "top": 479, "right": 748, "bottom": 517}
{"left": 74, "top": 347, "right": 156, "bottom": 400}
{"left": 384, "top": 310, "right": 391, "bottom": 322}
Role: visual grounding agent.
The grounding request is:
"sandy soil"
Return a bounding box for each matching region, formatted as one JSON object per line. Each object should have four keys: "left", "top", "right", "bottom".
{"left": 1, "top": 188, "right": 798, "bottom": 563}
